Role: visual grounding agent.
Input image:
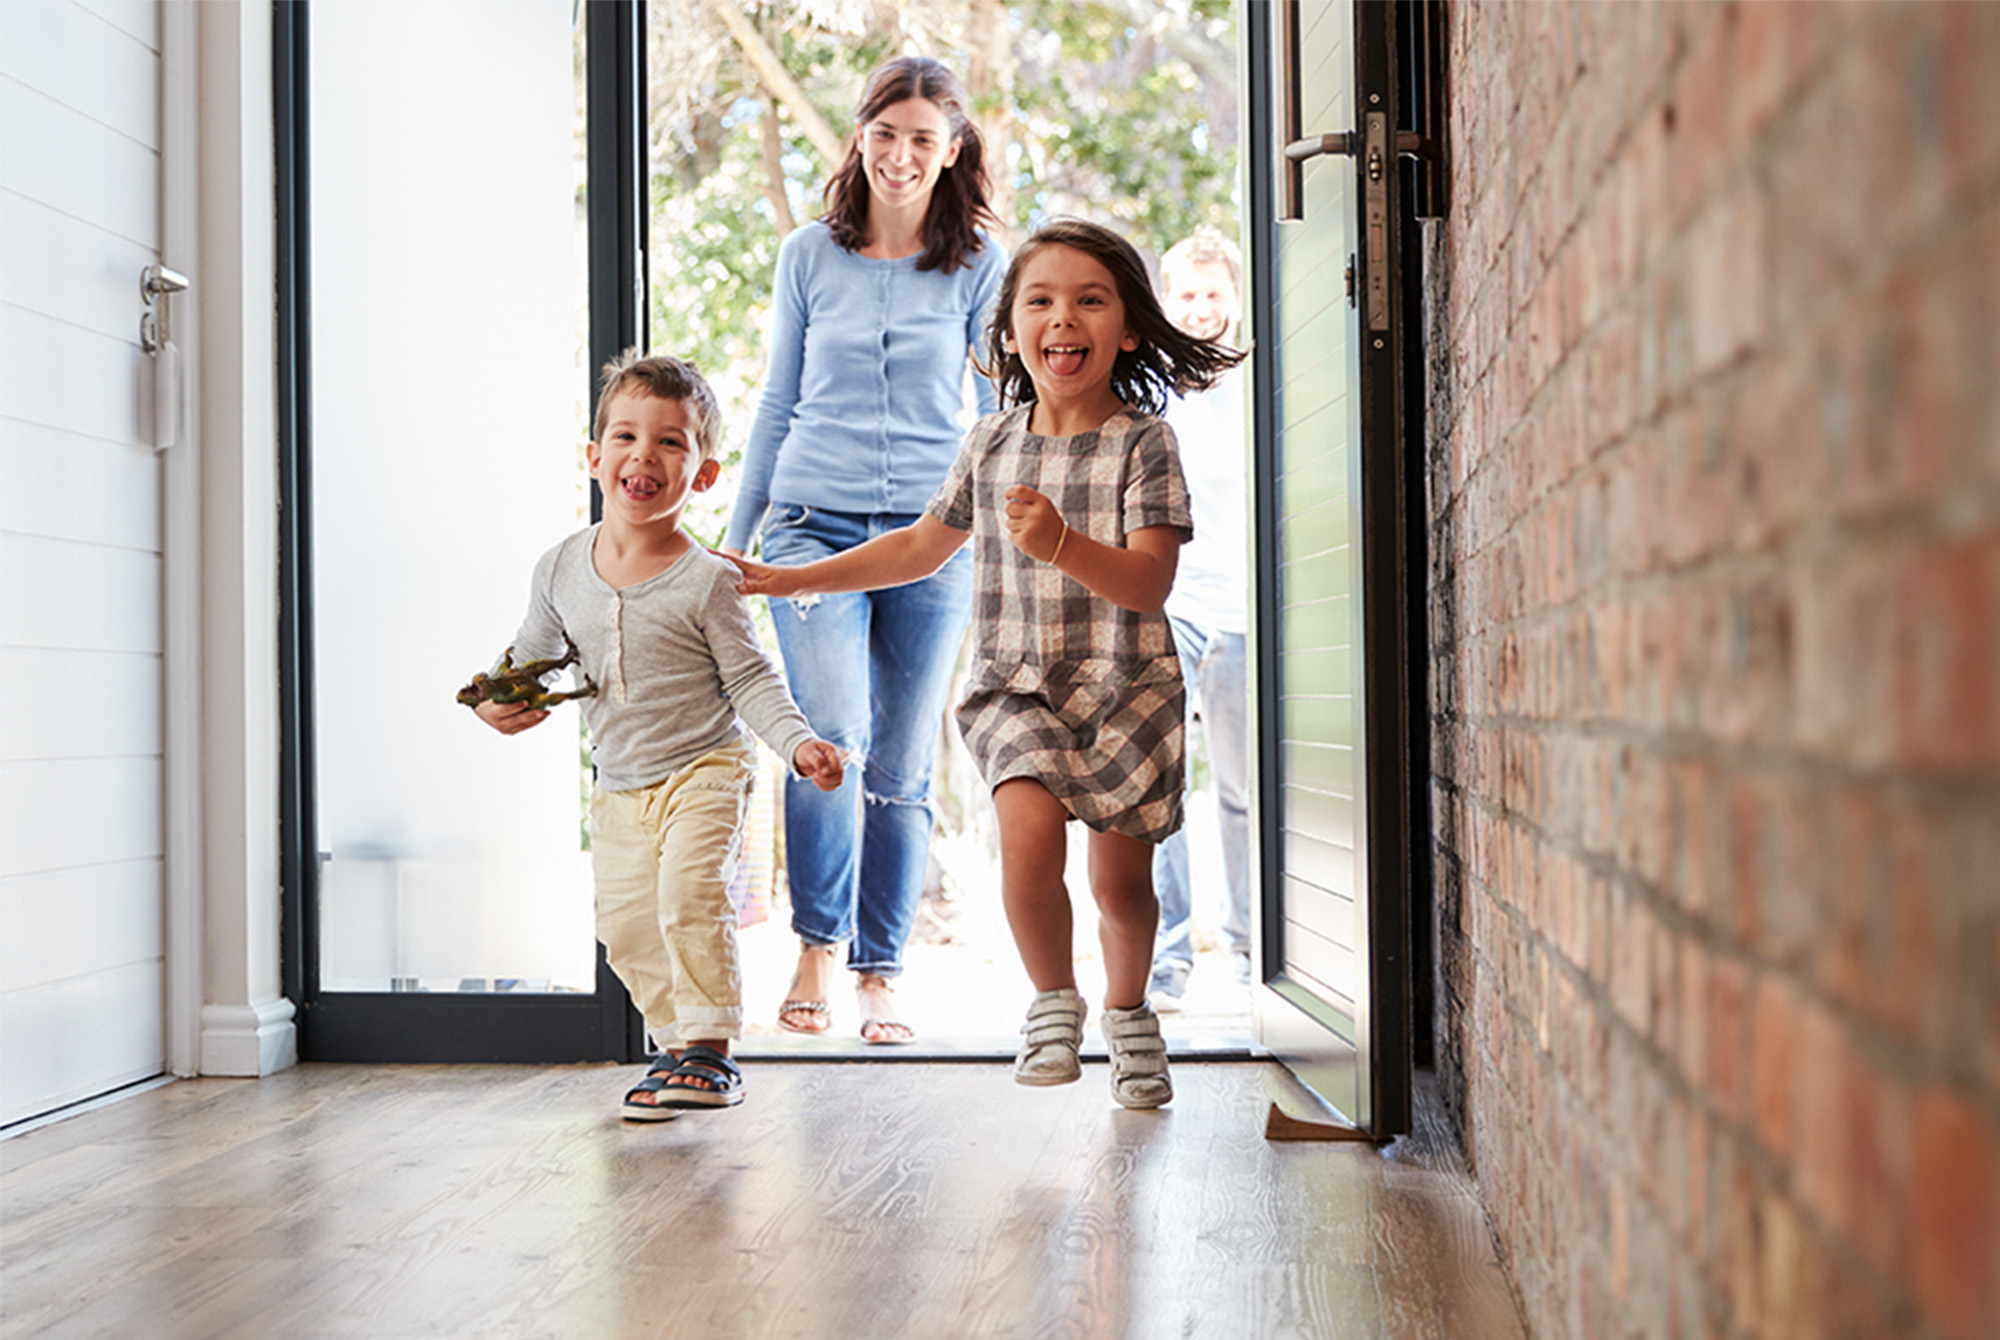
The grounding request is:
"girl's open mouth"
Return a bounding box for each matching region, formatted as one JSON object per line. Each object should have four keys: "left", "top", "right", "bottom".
{"left": 1044, "top": 345, "right": 1088, "bottom": 377}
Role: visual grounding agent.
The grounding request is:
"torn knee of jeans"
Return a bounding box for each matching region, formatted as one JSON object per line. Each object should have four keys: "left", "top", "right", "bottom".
{"left": 863, "top": 789, "right": 929, "bottom": 809}
{"left": 785, "top": 593, "right": 823, "bottom": 616}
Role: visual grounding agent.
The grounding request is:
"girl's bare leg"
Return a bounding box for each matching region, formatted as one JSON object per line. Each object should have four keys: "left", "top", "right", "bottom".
{"left": 1086, "top": 826, "right": 1160, "bottom": 1011}
{"left": 992, "top": 778, "right": 1075, "bottom": 991}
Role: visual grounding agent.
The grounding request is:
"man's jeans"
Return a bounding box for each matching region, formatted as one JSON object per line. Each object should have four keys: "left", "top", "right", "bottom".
{"left": 760, "top": 504, "right": 972, "bottom": 976}
{"left": 1150, "top": 617, "right": 1251, "bottom": 986}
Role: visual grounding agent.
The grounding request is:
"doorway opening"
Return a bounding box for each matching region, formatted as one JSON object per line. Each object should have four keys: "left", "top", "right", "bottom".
{"left": 640, "top": 0, "right": 1254, "bottom": 1058}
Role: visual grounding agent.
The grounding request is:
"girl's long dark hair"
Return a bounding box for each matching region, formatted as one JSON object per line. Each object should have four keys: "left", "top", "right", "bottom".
{"left": 822, "top": 57, "right": 995, "bottom": 274}
{"left": 983, "top": 219, "right": 1247, "bottom": 417}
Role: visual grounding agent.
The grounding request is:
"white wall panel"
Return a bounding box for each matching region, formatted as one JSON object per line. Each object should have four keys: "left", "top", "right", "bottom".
{"left": 0, "top": 960, "right": 164, "bottom": 1126}
{"left": 0, "top": 306, "right": 147, "bottom": 446}
{"left": 0, "top": 193, "right": 161, "bottom": 346}
{"left": 0, "top": 533, "right": 160, "bottom": 655}
{"left": 0, "top": 648, "right": 160, "bottom": 762}
{"left": 0, "top": 861, "right": 163, "bottom": 994}
{"left": 0, "top": 757, "right": 162, "bottom": 880}
{"left": 71, "top": 0, "right": 159, "bottom": 52}
{"left": 0, "top": 0, "right": 160, "bottom": 148}
{"left": 0, "top": 77, "right": 159, "bottom": 247}
{"left": 0, "top": 0, "right": 167, "bottom": 1124}
{"left": 0, "top": 420, "right": 162, "bottom": 551}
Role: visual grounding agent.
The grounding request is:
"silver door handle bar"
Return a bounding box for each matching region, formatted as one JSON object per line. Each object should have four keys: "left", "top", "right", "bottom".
{"left": 1285, "top": 131, "right": 1431, "bottom": 164}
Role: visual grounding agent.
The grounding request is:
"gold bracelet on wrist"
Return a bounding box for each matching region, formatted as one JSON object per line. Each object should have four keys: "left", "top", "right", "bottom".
{"left": 1048, "top": 522, "right": 1069, "bottom": 565}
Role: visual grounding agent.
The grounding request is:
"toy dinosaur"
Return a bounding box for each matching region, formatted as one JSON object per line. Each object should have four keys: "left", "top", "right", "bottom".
{"left": 457, "top": 637, "right": 598, "bottom": 711}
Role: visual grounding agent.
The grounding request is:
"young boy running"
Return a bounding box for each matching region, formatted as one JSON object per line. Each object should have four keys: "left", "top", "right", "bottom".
{"left": 471, "top": 351, "right": 844, "bottom": 1120}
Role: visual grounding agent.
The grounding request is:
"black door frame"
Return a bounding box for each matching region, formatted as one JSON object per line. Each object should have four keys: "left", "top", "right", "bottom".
{"left": 277, "top": 0, "right": 649, "bottom": 1063}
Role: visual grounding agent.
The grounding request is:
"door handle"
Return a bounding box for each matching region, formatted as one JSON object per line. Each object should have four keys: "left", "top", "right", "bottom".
{"left": 1284, "top": 132, "right": 1356, "bottom": 164}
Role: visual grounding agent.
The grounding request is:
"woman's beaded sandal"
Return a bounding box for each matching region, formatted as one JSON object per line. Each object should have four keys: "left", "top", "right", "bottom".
{"left": 1014, "top": 988, "right": 1087, "bottom": 1087}
{"left": 777, "top": 942, "right": 838, "bottom": 1034}
{"left": 1100, "top": 1003, "right": 1173, "bottom": 1109}
{"left": 620, "top": 1053, "right": 687, "bottom": 1122}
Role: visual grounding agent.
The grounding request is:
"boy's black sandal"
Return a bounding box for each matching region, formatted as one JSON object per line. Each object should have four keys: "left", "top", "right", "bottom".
{"left": 621, "top": 1053, "right": 686, "bottom": 1123}
{"left": 656, "top": 1045, "right": 745, "bottom": 1109}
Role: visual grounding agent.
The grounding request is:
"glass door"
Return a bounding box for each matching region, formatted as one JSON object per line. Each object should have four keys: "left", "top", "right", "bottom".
{"left": 1245, "top": 0, "right": 1415, "bottom": 1135}
{"left": 283, "top": 0, "right": 637, "bottom": 1061}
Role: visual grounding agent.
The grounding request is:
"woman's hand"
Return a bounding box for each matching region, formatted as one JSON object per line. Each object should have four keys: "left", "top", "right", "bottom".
{"left": 791, "top": 739, "right": 846, "bottom": 792}
{"left": 474, "top": 700, "right": 549, "bottom": 735}
{"left": 1002, "top": 485, "right": 1067, "bottom": 563}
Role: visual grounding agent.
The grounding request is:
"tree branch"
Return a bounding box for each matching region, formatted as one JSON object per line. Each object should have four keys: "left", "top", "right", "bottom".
{"left": 705, "top": 0, "right": 846, "bottom": 170}
{"left": 759, "top": 96, "right": 796, "bottom": 237}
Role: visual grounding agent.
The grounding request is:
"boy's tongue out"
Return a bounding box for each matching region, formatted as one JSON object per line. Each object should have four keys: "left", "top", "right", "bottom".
{"left": 623, "top": 475, "right": 659, "bottom": 500}
{"left": 1044, "top": 345, "right": 1088, "bottom": 377}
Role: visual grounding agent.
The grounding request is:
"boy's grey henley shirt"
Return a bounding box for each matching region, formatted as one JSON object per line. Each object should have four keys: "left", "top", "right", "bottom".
{"left": 510, "top": 528, "right": 816, "bottom": 792}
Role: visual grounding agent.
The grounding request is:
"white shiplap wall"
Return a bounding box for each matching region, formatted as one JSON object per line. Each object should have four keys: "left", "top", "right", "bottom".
{"left": 0, "top": 0, "right": 167, "bottom": 1126}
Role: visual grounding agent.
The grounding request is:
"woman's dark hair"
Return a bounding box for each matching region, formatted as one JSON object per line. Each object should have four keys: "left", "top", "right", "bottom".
{"left": 822, "top": 56, "right": 995, "bottom": 273}
{"left": 982, "top": 218, "right": 1247, "bottom": 417}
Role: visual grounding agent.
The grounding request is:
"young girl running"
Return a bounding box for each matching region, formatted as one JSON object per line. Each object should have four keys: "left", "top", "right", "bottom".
{"left": 729, "top": 219, "right": 1242, "bottom": 1108}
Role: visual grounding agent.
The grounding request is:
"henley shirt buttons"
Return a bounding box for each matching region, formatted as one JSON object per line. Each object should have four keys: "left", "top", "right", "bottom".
{"left": 607, "top": 593, "right": 627, "bottom": 703}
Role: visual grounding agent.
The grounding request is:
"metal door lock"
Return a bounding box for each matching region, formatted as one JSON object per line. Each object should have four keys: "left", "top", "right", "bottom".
{"left": 139, "top": 264, "right": 189, "bottom": 354}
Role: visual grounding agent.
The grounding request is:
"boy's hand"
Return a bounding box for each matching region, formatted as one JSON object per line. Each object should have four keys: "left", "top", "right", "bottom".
{"left": 791, "top": 739, "right": 845, "bottom": 792}
{"left": 1002, "top": 485, "right": 1066, "bottom": 563}
{"left": 724, "top": 551, "right": 804, "bottom": 598}
{"left": 474, "top": 700, "right": 549, "bottom": 735}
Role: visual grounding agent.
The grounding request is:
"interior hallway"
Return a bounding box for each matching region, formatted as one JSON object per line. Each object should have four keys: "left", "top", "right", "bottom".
{"left": 1, "top": 1062, "right": 1524, "bottom": 1340}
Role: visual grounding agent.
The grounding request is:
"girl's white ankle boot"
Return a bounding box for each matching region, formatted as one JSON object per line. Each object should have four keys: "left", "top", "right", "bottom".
{"left": 1100, "top": 1002, "right": 1173, "bottom": 1108}
{"left": 1015, "top": 988, "right": 1086, "bottom": 1086}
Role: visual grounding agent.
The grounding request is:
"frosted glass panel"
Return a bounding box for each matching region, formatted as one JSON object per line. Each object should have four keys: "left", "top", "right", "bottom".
{"left": 310, "top": 1, "right": 593, "bottom": 993}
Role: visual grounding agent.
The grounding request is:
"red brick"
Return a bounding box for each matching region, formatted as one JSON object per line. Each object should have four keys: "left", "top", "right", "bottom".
{"left": 1912, "top": 1084, "right": 1999, "bottom": 1340}
{"left": 1706, "top": 954, "right": 1751, "bottom": 1128}
{"left": 1936, "top": 0, "right": 2000, "bottom": 207}
{"left": 1844, "top": 1054, "right": 1913, "bottom": 1287}
{"left": 1754, "top": 1187, "right": 1806, "bottom": 1340}
{"left": 1686, "top": 180, "right": 1767, "bottom": 377}
{"left": 1751, "top": 973, "right": 1801, "bottom": 1162}
{"left": 1794, "top": 996, "right": 1855, "bottom": 1234}
{"left": 1892, "top": 537, "right": 2000, "bottom": 777}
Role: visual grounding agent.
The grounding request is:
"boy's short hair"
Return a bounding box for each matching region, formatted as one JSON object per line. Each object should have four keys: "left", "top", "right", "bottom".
{"left": 1160, "top": 227, "right": 1242, "bottom": 295}
{"left": 593, "top": 350, "right": 724, "bottom": 462}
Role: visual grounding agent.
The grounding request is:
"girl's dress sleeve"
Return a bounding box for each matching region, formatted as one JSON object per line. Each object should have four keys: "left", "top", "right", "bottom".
{"left": 1122, "top": 417, "right": 1193, "bottom": 540}
{"left": 723, "top": 233, "right": 811, "bottom": 553}
{"left": 925, "top": 418, "right": 989, "bottom": 534}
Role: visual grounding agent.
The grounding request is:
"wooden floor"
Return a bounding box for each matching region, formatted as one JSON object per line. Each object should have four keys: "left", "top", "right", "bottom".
{"left": 0, "top": 1062, "right": 1525, "bottom": 1340}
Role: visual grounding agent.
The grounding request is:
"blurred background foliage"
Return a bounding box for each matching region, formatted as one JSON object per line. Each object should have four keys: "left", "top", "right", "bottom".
{"left": 637, "top": 0, "right": 1240, "bottom": 543}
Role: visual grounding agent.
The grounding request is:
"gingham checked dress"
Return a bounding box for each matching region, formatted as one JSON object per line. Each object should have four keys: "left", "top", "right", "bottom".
{"left": 924, "top": 404, "right": 1193, "bottom": 842}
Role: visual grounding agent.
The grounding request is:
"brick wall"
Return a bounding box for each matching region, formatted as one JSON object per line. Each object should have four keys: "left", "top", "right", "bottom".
{"left": 1427, "top": 3, "right": 2000, "bottom": 1338}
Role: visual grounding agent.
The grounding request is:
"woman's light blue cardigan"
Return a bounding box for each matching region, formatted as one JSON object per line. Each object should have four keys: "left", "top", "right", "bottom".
{"left": 721, "top": 221, "right": 1005, "bottom": 553}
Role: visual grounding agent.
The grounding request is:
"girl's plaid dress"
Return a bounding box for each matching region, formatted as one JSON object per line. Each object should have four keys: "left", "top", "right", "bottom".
{"left": 925, "top": 404, "right": 1193, "bottom": 843}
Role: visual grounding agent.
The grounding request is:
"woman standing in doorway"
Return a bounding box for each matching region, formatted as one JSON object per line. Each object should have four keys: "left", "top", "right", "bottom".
{"left": 722, "top": 56, "right": 1004, "bottom": 1044}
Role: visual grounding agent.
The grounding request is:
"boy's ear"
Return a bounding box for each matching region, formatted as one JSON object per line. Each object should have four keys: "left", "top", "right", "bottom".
{"left": 586, "top": 439, "right": 602, "bottom": 470}
{"left": 692, "top": 457, "right": 721, "bottom": 492}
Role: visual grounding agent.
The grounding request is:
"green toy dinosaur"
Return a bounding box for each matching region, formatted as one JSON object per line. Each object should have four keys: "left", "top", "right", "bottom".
{"left": 457, "top": 637, "right": 599, "bottom": 711}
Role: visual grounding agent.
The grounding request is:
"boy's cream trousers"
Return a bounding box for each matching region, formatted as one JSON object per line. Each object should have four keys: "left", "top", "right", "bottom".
{"left": 589, "top": 741, "right": 758, "bottom": 1047}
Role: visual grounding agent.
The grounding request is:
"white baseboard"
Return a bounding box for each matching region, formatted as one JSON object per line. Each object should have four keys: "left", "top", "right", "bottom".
{"left": 199, "top": 997, "right": 297, "bottom": 1076}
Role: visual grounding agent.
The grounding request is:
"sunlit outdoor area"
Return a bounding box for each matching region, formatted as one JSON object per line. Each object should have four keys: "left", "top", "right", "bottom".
{"left": 636, "top": 0, "right": 1254, "bottom": 1051}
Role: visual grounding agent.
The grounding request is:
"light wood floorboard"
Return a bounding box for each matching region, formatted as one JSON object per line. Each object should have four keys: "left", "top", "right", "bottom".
{"left": 0, "top": 1063, "right": 1525, "bottom": 1340}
